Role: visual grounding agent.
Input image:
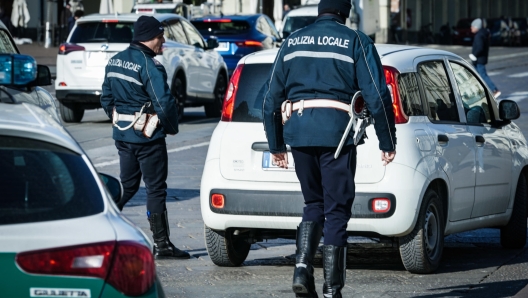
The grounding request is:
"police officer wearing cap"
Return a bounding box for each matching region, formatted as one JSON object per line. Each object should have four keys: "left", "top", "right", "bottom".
{"left": 101, "top": 15, "right": 190, "bottom": 259}
{"left": 262, "top": 0, "right": 397, "bottom": 296}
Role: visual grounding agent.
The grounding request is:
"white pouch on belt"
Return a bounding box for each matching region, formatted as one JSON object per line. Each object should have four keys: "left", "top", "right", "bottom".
{"left": 143, "top": 114, "right": 159, "bottom": 138}
{"left": 133, "top": 112, "right": 148, "bottom": 132}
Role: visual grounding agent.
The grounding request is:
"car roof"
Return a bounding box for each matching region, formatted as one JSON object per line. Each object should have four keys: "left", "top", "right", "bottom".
{"left": 192, "top": 14, "right": 262, "bottom": 21}
{"left": 78, "top": 13, "right": 184, "bottom": 23}
{"left": 240, "top": 44, "right": 461, "bottom": 70}
{"left": 285, "top": 5, "right": 318, "bottom": 17}
{"left": 0, "top": 103, "right": 83, "bottom": 154}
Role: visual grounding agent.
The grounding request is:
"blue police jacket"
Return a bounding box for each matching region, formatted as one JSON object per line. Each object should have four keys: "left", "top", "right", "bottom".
{"left": 101, "top": 41, "right": 178, "bottom": 143}
{"left": 263, "top": 15, "right": 397, "bottom": 153}
{"left": 472, "top": 28, "right": 490, "bottom": 65}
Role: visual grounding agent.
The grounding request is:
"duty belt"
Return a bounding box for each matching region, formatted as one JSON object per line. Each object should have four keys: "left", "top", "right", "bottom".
{"left": 112, "top": 102, "right": 159, "bottom": 138}
{"left": 280, "top": 99, "right": 352, "bottom": 124}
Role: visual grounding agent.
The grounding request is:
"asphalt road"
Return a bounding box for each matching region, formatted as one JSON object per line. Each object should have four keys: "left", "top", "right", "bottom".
{"left": 28, "top": 43, "right": 528, "bottom": 298}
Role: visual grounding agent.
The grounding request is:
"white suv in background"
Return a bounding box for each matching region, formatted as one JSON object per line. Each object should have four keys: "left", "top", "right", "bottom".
{"left": 200, "top": 46, "right": 528, "bottom": 273}
{"left": 56, "top": 13, "right": 228, "bottom": 122}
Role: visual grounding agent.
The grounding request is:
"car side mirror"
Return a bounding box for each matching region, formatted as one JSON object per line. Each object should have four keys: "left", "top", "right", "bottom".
{"left": 499, "top": 99, "right": 520, "bottom": 120}
{"left": 99, "top": 173, "right": 123, "bottom": 204}
{"left": 0, "top": 54, "right": 37, "bottom": 86}
{"left": 31, "top": 65, "right": 52, "bottom": 86}
{"left": 206, "top": 37, "right": 219, "bottom": 50}
{"left": 282, "top": 31, "right": 291, "bottom": 39}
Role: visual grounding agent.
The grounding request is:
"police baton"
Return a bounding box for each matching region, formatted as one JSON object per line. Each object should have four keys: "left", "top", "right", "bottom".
{"left": 334, "top": 91, "right": 371, "bottom": 159}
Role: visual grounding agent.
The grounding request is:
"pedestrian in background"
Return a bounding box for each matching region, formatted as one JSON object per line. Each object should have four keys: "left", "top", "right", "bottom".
{"left": 100, "top": 15, "right": 190, "bottom": 260}
{"left": 470, "top": 18, "right": 501, "bottom": 98}
{"left": 68, "top": 9, "right": 84, "bottom": 34}
{"left": 262, "top": 0, "right": 397, "bottom": 296}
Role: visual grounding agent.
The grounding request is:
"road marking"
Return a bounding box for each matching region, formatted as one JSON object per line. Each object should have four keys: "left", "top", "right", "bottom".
{"left": 93, "top": 141, "right": 210, "bottom": 168}
{"left": 505, "top": 91, "right": 528, "bottom": 102}
{"left": 508, "top": 72, "right": 528, "bottom": 78}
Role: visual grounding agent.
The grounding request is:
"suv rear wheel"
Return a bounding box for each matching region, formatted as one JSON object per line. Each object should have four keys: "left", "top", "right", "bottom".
{"left": 205, "top": 225, "right": 250, "bottom": 267}
{"left": 60, "top": 102, "right": 84, "bottom": 123}
{"left": 500, "top": 173, "right": 527, "bottom": 248}
{"left": 204, "top": 73, "right": 226, "bottom": 118}
{"left": 171, "top": 76, "right": 186, "bottom": 122}
{"left": 398, "top": 189, "right": 445, "bottom": 274}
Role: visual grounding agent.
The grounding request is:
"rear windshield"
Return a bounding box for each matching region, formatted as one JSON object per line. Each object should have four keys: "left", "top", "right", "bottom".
{"left": 70, "top": 22, "right": 135, "bottom": 43}
{"left": 232, "top": 63, "right": 272, "bottom": 122}
{"left": 282, "top": 16, "right": 317, "bottom": 36}
{"left": 0, "top": 136, "right": 104, "bottom": 225}
{"left": 191, "top": 20, "right": 251, "bottom": 35}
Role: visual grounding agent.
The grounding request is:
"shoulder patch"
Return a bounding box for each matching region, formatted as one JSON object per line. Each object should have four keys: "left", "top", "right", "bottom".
{"left": 151, "top": 58, "right": 162, "bottom": 65}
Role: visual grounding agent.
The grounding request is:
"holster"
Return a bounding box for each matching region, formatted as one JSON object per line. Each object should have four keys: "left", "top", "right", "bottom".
{"left": 143, "top": 114, "right": 159, "bottom": 138}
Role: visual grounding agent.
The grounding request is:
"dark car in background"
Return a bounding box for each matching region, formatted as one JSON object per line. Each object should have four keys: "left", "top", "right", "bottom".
{"left": 191, "top": 14, "right": 282, "bottom": 76}
{"left": 451, "top": 18, "right": 475, "bottom": 46}
{"left": 488, "top": 17, "right": 528, "bottom": 46}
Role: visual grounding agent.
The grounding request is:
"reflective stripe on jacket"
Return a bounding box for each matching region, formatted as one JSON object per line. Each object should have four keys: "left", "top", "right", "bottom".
{"left": 263, "top": 15, "right": 396, "bottom": 153}
{"left": 101, "top": 42, "right": 178, "bottom": 143}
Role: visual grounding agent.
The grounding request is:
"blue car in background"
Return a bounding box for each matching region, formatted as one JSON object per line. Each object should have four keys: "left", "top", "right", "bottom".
{"left": 191, "top": 14, "right": 282, "bottom": 76}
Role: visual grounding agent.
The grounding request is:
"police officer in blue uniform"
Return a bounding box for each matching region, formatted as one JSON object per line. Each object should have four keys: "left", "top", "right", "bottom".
{"left": 101, "top": 16, "right": 190, "bottom": 260}
{"left": 262, "top": 0, "right": 397, "bottom": 296}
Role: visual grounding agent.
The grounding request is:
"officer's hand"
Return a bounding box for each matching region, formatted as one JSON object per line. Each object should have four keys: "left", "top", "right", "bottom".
{"left": 381, "top": 151, "right": 396, "bottom": 166}
{"left": 272, "top": 152, "right": 289, "bottom": 169}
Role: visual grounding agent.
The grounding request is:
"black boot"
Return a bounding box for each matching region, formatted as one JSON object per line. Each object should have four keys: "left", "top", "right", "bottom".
{"left": 322, "top": 245, "right": 347, "bottom": 298}
{"left": 148, "top": 211, "right": 190, "bottom": 259}
{"left": 292, "top": 221, "right": 323, "bottom": 298}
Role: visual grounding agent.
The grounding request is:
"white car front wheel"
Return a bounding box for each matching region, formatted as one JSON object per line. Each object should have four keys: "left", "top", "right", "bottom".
{"left": 205, "top": 225, "right": 250, "bottom": 267}
{"left": 500, "top": 173, "right": 527, "bottom": 249}
{"left": 398, "top": 188, "right": 445, "bottom": 274}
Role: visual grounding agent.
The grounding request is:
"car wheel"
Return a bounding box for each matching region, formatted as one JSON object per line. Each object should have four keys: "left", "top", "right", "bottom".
{"left": 500, "top": 173, "right": 527, "bottom": 249}
{"left": 204, "top": 73, "right": 227, "bottom": 118}
{"left": 60, "top": 102, "right": 84, "bottom": 123}
{"left": 398, "top": 189, "right": 445, "bottom": 274}
{"left": 205, "top": 225, "right": 250, "bottom": 267}
{"left": 171, "top": 76, "right": 186, "bottom": 122}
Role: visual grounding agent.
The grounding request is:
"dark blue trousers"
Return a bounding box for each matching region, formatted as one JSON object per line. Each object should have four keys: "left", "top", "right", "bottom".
{"left": 115, "top": 138, "right": 168, "bottom": 213}
{"left": 291, "top": 145, "right": 356, "bottom": 246}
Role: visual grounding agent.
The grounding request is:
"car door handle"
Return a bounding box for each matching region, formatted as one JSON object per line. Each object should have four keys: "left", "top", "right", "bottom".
{"left": 438, "top": 134, "right": 449, "bottom": 143}
{"left": 475, "top": 135, "right": 485, "bottom": 145}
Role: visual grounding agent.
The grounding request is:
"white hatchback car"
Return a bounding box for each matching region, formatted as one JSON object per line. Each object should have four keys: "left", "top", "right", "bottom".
{"left": 200, "top": 46, "right": 528, "bottom": 273}
{"left": 56, "top": 13, "right": 228, "bottom": 122}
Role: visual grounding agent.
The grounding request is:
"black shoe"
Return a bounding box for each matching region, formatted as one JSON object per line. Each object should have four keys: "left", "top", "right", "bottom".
{"left": 292, "top": 222, "right": 323, "bottom": 298}
{"left": 322, "top": 245, "right": 347, "bottom": 298}
{"left": 148, "top": 211, "right": 191, "bottom": 259}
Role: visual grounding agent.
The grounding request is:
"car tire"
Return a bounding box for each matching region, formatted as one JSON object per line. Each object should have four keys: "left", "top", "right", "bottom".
{"left": 398, "top": 189, "right": 445, "bottom": 274}
{"left": 500, "top": 173, "right": 527, "bottom": 249}
{"left": 171, "top": 76, "right": 186, "bottom": 122}
{"left": 204, "top": 73, "right": 227, "bottom": 118}
{"left": 60, "top": 102, "right": 84, "bottom": 123}
{"left": 205, "top": 225, "right": 250, "bottom": 267}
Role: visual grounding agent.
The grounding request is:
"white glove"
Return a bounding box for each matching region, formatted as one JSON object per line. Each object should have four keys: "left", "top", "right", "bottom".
{"left": 469, "top": 54, "right": 477, "bottom": 61}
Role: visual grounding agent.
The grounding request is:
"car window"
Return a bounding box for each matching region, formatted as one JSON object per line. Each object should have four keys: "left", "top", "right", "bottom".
{"left": 257, "top": 17, "right": 272, "bottom": 36}
{"left": 449, "top": 62, "right": 492, "bottom": 124}
{"left": 398, "top": 73, "right": 425, "bottom": 116}
{"left": 0, "top": 30, "right": 17, "bottom": 53}
{"left": 180, "top": 20, "right": 205, "bottom": 48}
{"left": 163, "top": 20, "right": 187, "bottom": 44}
{"left": 418, "top": 60, "right": 460, "bottom": 122}
{"left": 191, "top": 20, "right": 251, "bottom": 35}
{"left": 282, "top": 16, "right": 317, "bottom": 36}
{"left": 70, "top": 22, "right": 134, "bottom": 43}
{"left": 0, "top": 136, "right": 104, "bottom": 225}
{"left": 265, "top": 17, "right": 281, "bottom": 39}
{"left": 232, "top": 63, "right": 272, "bottom": 122}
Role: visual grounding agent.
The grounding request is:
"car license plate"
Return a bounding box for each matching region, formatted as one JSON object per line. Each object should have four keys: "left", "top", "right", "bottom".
{"left": 262, "top": 151, "right": 295, "bottom": 171}
{"left": 215, "top": 42, "right": 229, "bottom": 51}
{"left": 87, "top": 52, "right": 110, "bottom": 67}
